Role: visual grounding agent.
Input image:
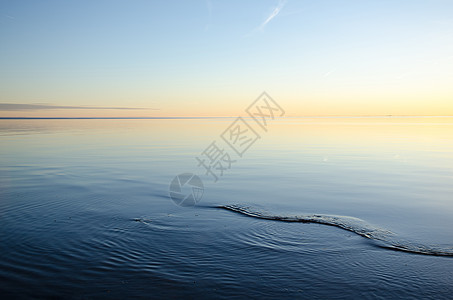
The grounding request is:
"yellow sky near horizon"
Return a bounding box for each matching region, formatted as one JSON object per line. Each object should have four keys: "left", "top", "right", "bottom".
{"left": 1, "top": 87, "right": 452, "bottom": 118}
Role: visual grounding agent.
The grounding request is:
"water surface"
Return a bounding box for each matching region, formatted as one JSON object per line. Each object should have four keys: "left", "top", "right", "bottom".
{"left": 1, "top": 117, "right": 453, "bottom": 298}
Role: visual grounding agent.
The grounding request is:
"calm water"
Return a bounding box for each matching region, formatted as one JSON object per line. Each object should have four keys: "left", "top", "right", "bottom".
{"left": 1, "top": 117, "right": 453, "bottom": 299}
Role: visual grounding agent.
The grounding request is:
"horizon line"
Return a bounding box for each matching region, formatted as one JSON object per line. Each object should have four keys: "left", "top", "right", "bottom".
{"left": 1, "top": 115, "right": 453, "bottom": 120}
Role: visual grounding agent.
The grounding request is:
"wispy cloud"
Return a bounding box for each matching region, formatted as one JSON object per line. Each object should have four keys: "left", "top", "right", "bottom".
{"left": 323, "top": 69, "right": 336, "bottom": 78}
{"left": 258, "top": 0, "right": 286, "bottom": 31}
{"left": 0, "top": 103, "right": 158, "bottom": 111}
{"left": 245, "top": 0, "right": 287, "bottom": 36}
{"left": 0, "top": 13, "right": 16, "bottom": 25}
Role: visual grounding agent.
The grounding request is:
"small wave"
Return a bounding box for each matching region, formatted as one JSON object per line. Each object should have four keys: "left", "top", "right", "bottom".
{"left": 218, "top": 204, "right": 453, "bottom": 257}
{"left": 133, "top": 218, "right": 152, "bottom": 224}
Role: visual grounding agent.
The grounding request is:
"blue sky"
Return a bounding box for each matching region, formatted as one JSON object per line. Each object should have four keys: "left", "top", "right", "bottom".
{"left": 1, "top": 0, "right": 453, "bottom": 116}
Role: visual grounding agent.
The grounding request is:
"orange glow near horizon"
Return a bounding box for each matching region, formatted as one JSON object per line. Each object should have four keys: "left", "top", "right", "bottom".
{"left": 1, "top": 92, "right": 452, "bottom": 118}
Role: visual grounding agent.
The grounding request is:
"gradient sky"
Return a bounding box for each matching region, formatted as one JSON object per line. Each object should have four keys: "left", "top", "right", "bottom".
{"left": 1, "top": 0, "right": 452, "bottom": 117}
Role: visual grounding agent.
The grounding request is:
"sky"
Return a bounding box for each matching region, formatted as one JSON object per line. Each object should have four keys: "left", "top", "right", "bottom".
{"left": 1, "top": 0, "right": 452, "bottom": 117}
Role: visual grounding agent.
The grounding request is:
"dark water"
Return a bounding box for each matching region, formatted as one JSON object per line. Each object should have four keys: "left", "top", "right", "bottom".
{"left": 1, "top": 118, "right": 453, "bottom": 299}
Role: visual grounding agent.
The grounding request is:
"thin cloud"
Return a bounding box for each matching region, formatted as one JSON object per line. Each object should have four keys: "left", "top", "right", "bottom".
{"left": 323, "top": 69, "right": 336, "bottom": 78}
{"left": 258, "top": 0, "right": 286, "bottom": 31}
{"left": 245, "top": 0, "right": 287, "bottom": 37}
{"left": 0, "top": 103, "right": 158, "bottom": 111}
